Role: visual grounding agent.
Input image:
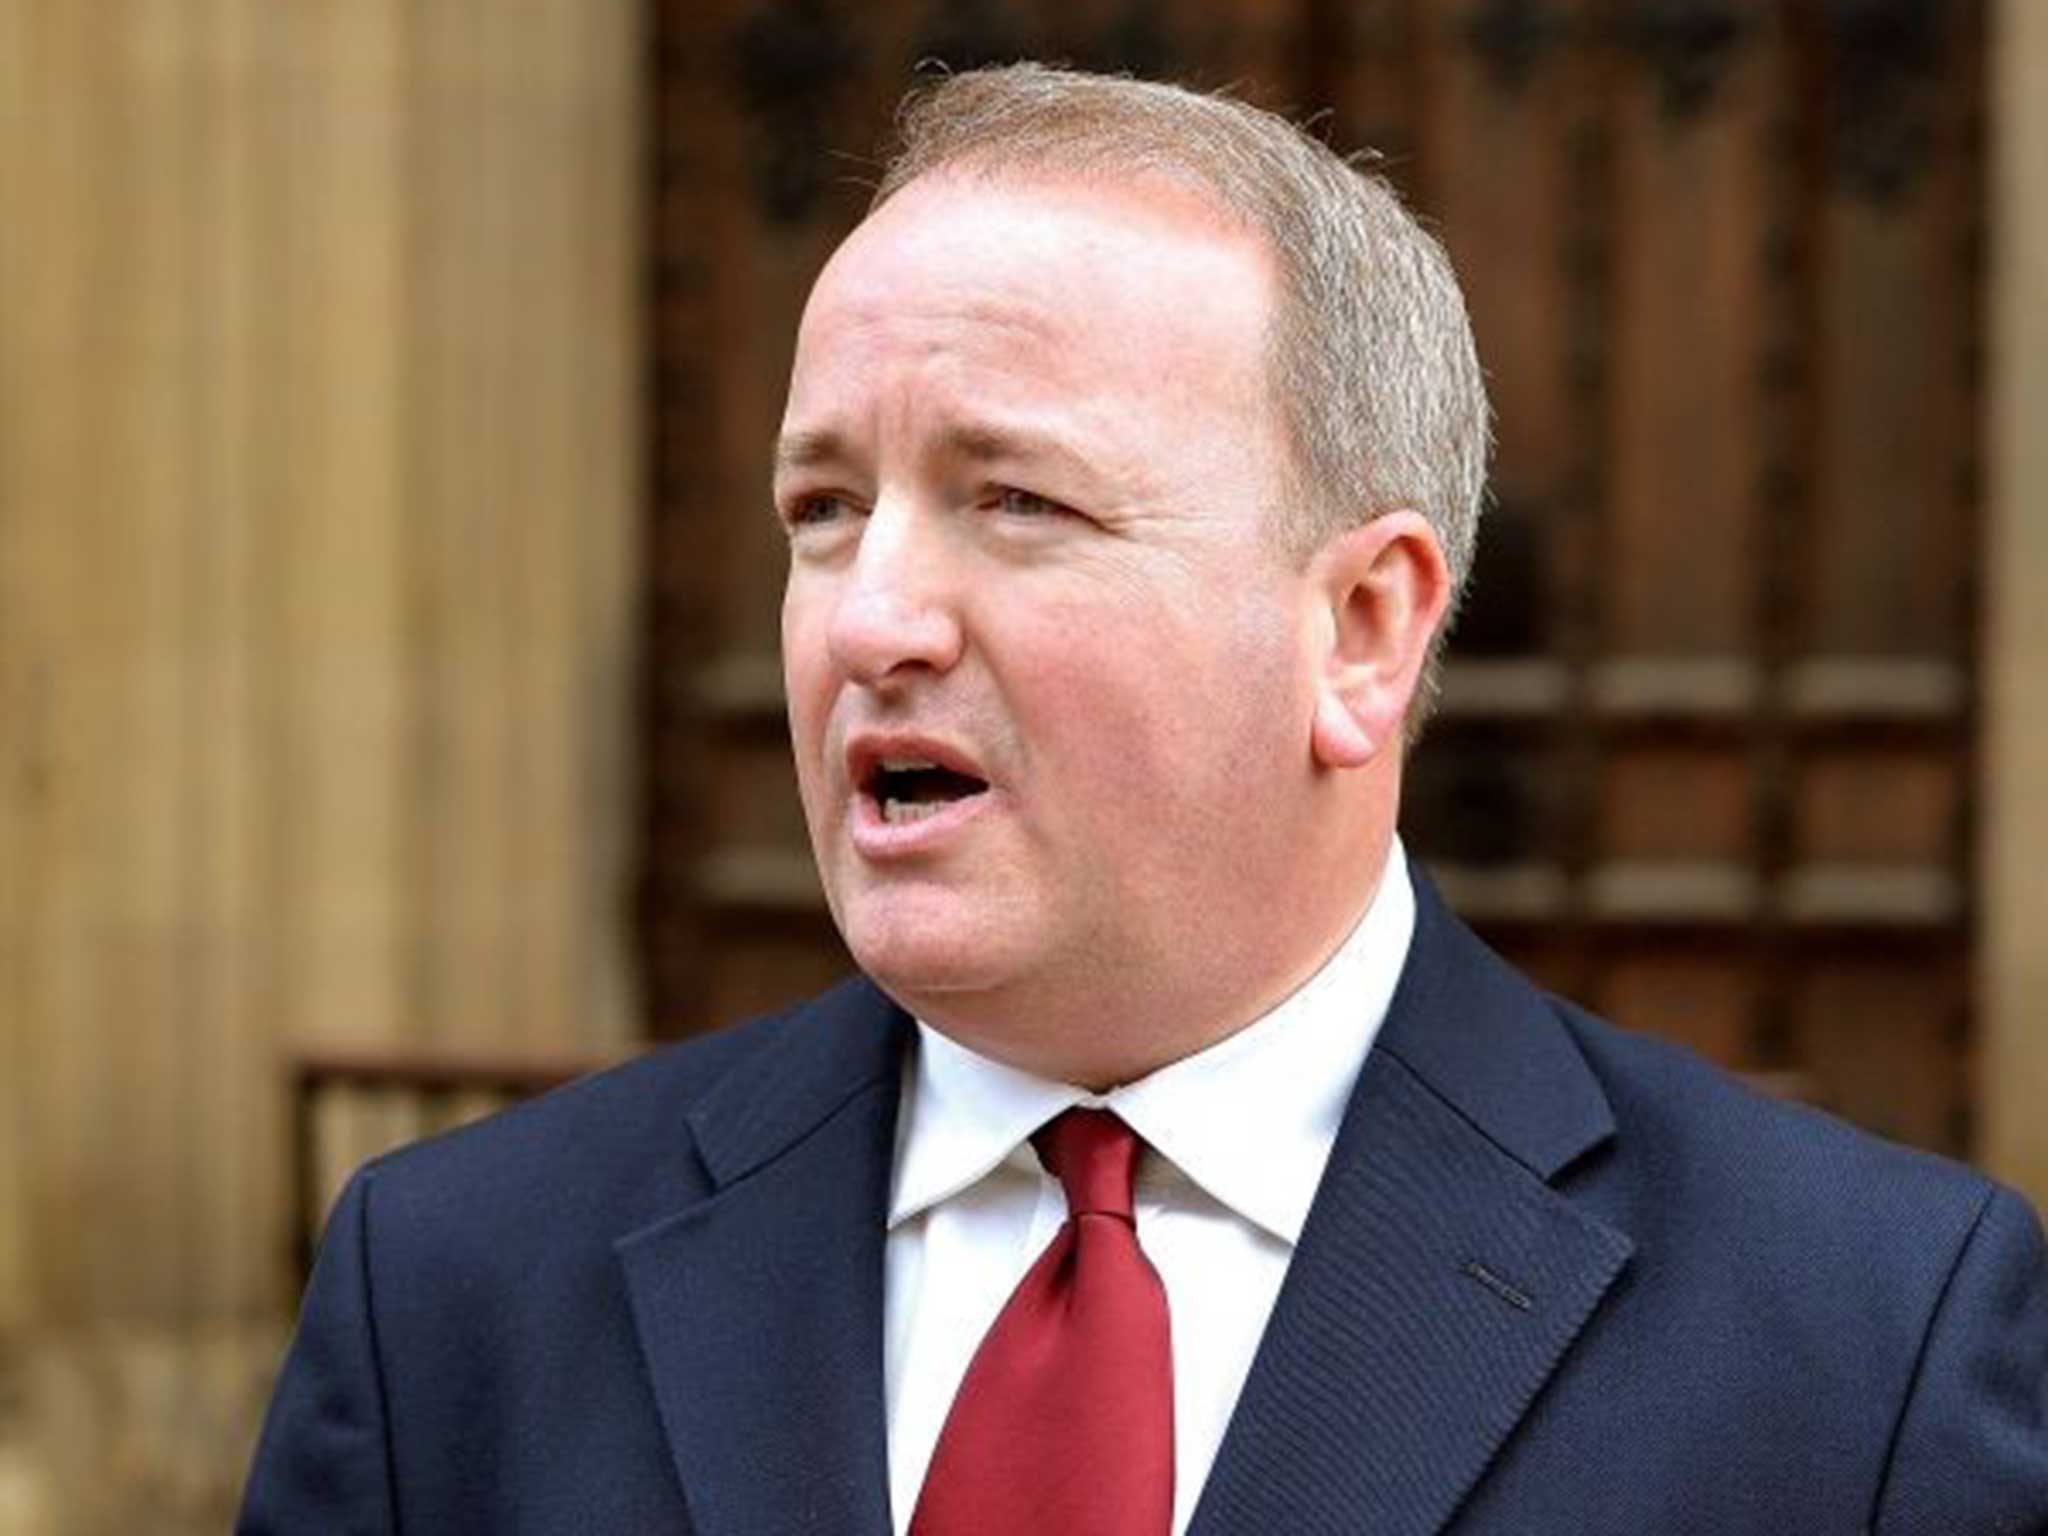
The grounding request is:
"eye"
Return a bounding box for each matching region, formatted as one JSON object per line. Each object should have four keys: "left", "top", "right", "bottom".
{"left": 991, "top": 487, "right": 1069, "bottom": 519}
{"left": 782, "top": 492, "right": 857, "bottom": 531}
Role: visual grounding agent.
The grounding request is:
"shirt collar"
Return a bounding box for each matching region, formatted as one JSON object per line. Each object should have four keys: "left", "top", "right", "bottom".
{"left": 887, "top": 839, "right": 1415, "bottom": 1246}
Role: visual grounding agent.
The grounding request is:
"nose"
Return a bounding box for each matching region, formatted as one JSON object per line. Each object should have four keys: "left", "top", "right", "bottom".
{"left": 825, "top": 499, "right": 965, "bottom": 687}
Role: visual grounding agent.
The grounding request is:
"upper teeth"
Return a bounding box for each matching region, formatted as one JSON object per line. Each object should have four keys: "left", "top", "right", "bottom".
{"left": 882, "top": 758, "right": 937, "bottom": 773}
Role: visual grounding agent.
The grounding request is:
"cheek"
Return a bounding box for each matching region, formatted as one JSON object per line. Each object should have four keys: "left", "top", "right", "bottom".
{"left": 1022, "top": 592, "right": 1305, "bottom": 838}
{"left": 781, "top": 592, "right": 835, "bottom": 792}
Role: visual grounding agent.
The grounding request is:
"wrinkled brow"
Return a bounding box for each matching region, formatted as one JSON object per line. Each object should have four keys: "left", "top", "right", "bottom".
{"left": 934, "top": 421, "right": 1096, "bottom": 478}
{"left": 935, "top": 422, "right": 1037, "bottom": 462}
{"left": 772, "top": 428, "right": 848, "bottom": 478}
{"left": 774, "top": 421, "right": 1088, "bottom": 477}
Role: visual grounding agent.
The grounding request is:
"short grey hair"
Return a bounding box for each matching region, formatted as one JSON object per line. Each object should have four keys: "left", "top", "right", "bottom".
{"left": 870, "top": 63, "right": 1491, "bottom": 724}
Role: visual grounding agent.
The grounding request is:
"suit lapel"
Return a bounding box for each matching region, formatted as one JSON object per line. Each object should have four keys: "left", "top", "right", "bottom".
{"left": 616, "top": 980, "right": 909, "bottom": 1536}
{"left": 1190, "top": 874, "right": 1636, "bottom": 1536}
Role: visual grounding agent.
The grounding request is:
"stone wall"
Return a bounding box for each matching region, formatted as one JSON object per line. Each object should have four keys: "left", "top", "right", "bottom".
{"left": 0, "top": 2, "right": 640, "bottom": 1527}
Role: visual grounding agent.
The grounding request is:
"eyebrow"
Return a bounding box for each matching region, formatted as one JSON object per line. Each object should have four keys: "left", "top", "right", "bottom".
{"left": 773, "top": 428, "right": 849, "bottom": 479}
{"left": 935, "top": 422, "right": 1057, "bottom": 465}
{"left": 772, "top": 420, "right": 1093, "bottom": 480}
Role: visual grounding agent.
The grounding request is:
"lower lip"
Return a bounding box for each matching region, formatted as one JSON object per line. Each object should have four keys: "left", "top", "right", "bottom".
{"left": 849, "top": 788, "right": 996, "bottom": 859}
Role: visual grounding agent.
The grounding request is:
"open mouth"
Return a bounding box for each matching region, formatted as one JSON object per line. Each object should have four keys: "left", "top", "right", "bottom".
{"left": 865, "top": 759, "right": 991, "bottom": 825}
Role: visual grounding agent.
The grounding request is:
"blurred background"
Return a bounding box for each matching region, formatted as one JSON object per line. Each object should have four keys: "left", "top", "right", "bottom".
{"left": 1, "top": 1, "right": 2043, "bottom": 1530}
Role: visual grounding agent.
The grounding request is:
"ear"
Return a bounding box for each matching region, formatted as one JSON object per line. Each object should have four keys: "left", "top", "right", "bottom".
{"left": 1307, "top": 511, "right": 1451, "bottom": 770}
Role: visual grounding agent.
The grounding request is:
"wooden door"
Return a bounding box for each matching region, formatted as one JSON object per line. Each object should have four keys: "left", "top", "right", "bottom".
{"left": 643, "top": 0, "right": 1985, "bottom": 1156}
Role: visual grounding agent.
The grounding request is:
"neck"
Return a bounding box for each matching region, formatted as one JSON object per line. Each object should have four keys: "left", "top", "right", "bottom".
{"left": 914, "top": 828, "right": 1400, "bottom": 1091}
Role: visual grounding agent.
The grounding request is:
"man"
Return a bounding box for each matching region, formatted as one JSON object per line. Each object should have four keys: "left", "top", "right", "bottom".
{"left": 241, "top": 65, "right": 2048, "bottom": 1534}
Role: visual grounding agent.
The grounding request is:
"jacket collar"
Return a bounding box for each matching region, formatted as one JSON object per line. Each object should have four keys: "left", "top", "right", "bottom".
{"left": 1374, "top": 867, "right": 1616, "bottom": 1181}
{"left": 1187, "top": 870, "right": 1632, "bottom": 1534}
{"left": 683, "top": 973, "right": 909, "bottom": 1187}
{"left": 616, "top": 978, "right": 909, "bottom": 1536}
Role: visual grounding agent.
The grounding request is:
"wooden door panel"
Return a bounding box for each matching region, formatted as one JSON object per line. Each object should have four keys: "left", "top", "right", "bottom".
{"left": 1605, "top": 0, "right": 1780, "bottom": 659}
{"left": 1797, "top": 954, "right": 1966, "bottom": 1150}
{"left": 1601, "top": 745, "right": 1754, "bottom": 861}
{"left": 1596, "top": 949, "right": 1759, "bottom": 1068}
{"left": 645, "top": 0, "right": 1986, "bottom": 1158}
{"left": 1408, "top": 0, "right": 1587, "bottom": 665}
{"left": 1804, "top": 0, "right": 1981, "bottom": 660}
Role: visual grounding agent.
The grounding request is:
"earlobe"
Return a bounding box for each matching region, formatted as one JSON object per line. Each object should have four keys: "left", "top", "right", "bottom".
{"left": 1304, "top": 511, "right": 1450, "bottom": 772}
{"left": 1310, "top": 686, "right": 1377, "bottom": 768}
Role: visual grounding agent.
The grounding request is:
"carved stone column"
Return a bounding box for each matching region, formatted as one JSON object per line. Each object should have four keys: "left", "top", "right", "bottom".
{"left": 0, "top": 1, "right": 640, "bottom": 1527}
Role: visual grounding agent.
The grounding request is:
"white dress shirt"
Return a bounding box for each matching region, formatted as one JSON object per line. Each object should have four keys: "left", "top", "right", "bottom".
{"left": 883, "top": 839, "right": 1416, "bottom": 1534}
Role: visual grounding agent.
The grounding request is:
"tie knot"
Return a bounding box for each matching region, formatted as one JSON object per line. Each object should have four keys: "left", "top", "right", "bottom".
{"left": 1031, "top": 1108, "right": 1140, "bottom": 1222}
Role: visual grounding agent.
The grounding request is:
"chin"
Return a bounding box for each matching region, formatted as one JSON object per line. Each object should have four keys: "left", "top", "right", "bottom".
{"left": 840, "top": 906, "right": 1012, "bottom": 1006}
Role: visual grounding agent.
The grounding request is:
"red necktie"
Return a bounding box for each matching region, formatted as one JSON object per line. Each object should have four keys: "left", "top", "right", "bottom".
{"left": 909, "top": 1108, "right": 1175, "bottom": 1536}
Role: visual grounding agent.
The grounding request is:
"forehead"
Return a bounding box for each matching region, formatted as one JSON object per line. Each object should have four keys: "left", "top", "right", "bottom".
{"left": 783, "top": 170, "right": 1282, "bottom": 433}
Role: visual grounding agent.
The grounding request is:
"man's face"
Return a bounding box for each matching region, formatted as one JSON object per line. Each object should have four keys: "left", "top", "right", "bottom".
{"left": 776, "top": 171, "right": 1329, "bottom": 1079}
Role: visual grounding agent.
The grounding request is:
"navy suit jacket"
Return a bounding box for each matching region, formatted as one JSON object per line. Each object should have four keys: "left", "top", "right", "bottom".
{"left": 240, "top": 872, "right": 2048, "bottom": 1533}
